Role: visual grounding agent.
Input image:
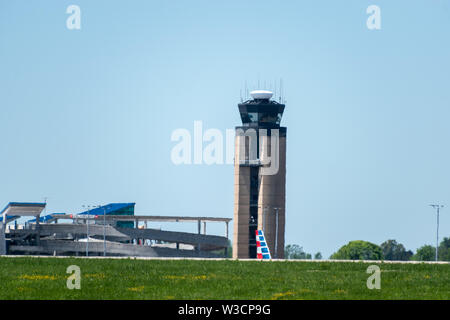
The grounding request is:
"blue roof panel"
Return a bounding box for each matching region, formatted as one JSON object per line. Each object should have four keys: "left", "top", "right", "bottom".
{"left": 77, "top": 203, "right": 135, "bottom": 216}
{"left": 0, "top": 215, "right": 19, "bottom": 223}
{"left": 27, "top": 214, "right": 56, "bottom": 223}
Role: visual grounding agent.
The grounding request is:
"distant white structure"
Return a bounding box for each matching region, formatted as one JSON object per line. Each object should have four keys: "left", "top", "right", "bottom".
{"left": 250, "top": 90, "right": 273, "bottom": 100}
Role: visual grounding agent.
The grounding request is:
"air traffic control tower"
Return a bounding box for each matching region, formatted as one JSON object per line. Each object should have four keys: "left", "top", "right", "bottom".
{"left": 233, "top": 90, "right": 287, "bottom": 259}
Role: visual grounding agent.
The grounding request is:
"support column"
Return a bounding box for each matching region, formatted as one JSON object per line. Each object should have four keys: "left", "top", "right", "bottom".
{"left": 225, "top": 222, "right": 229, "bottom": 239}
{"left": 136, "top": 220, "right": 139, "bottom": 245}
{"left": 0, "top": 215, "right": 6, "bottom": 255}
{"left": 197, "top": 220, "right": 201, "bottom": 253}
{"left": 35, "top": 215, "right": 40, "bottom": 247}
{"left": 224, "top": 221, "right": 229, "bottom": 258}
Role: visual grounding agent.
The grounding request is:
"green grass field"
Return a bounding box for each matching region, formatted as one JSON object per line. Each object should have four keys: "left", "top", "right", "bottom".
{"left": 0, "top": 257, "right": 448, "bottom": 300}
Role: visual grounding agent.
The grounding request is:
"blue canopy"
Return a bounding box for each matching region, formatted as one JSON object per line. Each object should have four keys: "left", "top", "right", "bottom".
{"left": 77, "top": 203, "right": 135, "bottom": 216}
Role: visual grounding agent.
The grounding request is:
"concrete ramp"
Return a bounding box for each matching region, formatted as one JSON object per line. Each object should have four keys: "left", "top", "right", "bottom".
{"left": 9, "top": 224, "right": 131, "bottom": 242}
{"left": 116, "top": 227, "right": 229, "bottom": 250}
{"left": 9, "top": 240, "right": 220, "bottom": 258}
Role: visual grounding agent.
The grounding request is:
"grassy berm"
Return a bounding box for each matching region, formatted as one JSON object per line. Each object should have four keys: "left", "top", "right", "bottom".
{"left": 0, "top": 257, "right": 448, "bottom": 299}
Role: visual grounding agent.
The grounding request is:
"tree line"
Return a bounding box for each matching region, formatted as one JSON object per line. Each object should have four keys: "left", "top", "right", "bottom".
{"left": 284, "top": 237, "right": 450, "bottom": 261}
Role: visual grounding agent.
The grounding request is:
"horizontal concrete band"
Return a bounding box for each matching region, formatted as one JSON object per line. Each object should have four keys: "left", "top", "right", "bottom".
{"left": 8, "top": 241, "right": 220, "bottom": 258}
{"left": 8, "top": 224, "right": 228, "bottom": 249}
{"left": 9, "top": 224, "right": 129, "bottom": 240}
{"left": 54, "top": 214, "right": 231, "bottom": 223}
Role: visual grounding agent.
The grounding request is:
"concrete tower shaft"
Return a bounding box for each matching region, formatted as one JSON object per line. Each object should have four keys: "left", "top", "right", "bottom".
{"left": 233, "top": 91, "right": 287, "bottom": 259}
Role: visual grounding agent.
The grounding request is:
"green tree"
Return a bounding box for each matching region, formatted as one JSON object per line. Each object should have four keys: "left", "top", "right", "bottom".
{"left": 438, "top": 237, "right": 450, "bottom": 261}
{"left": 212, "top": 240, "right": 232, "bottom": 258}
{"left": 285, "top": 244, "right": 312, "bottom": 259}
{"left": 411, "top": 245, "right": 436, "bottom": 261}
{"left": 314, "top": 252, "right": 322, "bottom": 260}
{"left": 380, "top": 239, "right": 413, "bottom": 261}
{"left": 330, "top": 240, "right": 383, "bottom": 260}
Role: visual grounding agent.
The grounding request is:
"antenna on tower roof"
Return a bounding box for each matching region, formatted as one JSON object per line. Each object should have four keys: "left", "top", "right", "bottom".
{"left": 274, "top": 80, "right": 277, "bottom": 102}
{"left": 279, "top": 78, "right": 283, "bottom": 103}
{"left": 245, "top": 81, "right": 248, "bottom": 101}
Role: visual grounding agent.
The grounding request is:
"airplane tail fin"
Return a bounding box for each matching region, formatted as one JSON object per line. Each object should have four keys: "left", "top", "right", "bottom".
{"left": 256, "top": 230, "right": 271, "bottom": 260}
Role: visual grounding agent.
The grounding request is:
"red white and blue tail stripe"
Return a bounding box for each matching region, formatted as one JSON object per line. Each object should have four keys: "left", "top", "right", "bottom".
{"left": 256, "top": 230, "right": 271, "bottom": 260}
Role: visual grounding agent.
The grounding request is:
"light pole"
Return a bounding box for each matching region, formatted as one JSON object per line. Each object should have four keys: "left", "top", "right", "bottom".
{"left": 102, "top": 205, "right": 109, "bottom": 257}
{"left": 273, "top": 207, "right": 280, "bottom": 259}
{"left": 429, "top": 204, "right": 443, "bottom": 261}
{"left": 43, "top": 197, "right": 48, "bottom": 216}
{"left": 82, "top": 205, "right": 91, "bottom": 257}
{"left": 93, "top": 205, "right": 108, "bottom": 257}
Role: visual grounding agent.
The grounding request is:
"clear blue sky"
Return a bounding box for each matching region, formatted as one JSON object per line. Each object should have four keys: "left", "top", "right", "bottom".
{"left": 1, "top": 1, "right": 449, "bottom": 258}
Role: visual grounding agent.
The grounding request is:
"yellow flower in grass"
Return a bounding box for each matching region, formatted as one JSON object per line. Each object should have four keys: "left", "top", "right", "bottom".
{"left": 84, "top": 273, "right": 106, "bottom": 279}
{"left": 298, "top": 288, "right": 312, "bottom": 294}
{"left": 17, "top": 287, "right": 33, "bottom": 292}
{"left": 128, "top": 286, "right": 145, "bottom": 292}
{"left": 163, "top": 275, "right": 186, "bottom": 280}
{"left": 271, "top": 291, "right": 295, "bottom": 300}
{"left": 163, "top": 275, "right": 209, "bottom": 281}
{"left": 19, "top": 275, "right": 57, "bottom": 280}
{"left": 333, "top": 289, "right": 346, "bottom": 294}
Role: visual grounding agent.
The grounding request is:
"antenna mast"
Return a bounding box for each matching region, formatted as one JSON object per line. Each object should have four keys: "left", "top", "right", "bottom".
{"left": 279, "top": 79, "right": 283, "bottom": 103}
{"left": 274, "top": 80, "right": 277, "bottom": 102}
{"left": 245, "top": 81, "right": 248, "bottom": 101}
